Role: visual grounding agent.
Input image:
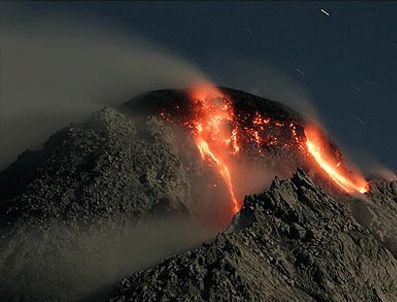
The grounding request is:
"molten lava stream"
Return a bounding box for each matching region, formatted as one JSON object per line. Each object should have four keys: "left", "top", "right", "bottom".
{"left": 190, "top": 84, "right": 240, "bottom": 214}
{"left": 196, "top": 139, "right": 239, "bottom": 214}
{"left": 304, "top": 125, "right": 368, "bottom": 194}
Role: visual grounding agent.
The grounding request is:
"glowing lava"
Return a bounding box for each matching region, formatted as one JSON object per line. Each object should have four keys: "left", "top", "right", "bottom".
{"left": 189, "top": 84, "right": 240, "bottom": 213}
{"left": 304, "top": 125, "right": 369, "bottom": 194}
{"left": 161, "top": 85, "right": 369, "bottom": 213}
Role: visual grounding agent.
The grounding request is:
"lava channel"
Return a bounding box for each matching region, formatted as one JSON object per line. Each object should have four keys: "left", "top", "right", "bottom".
{"left": 165, "top": 84, "right": 369, "bottom": 215}
{"left": 304, "top": 125, "right": 369, "bottom": 194}
{"left": 189, "top": 84, "right": 240, "bottom": 214}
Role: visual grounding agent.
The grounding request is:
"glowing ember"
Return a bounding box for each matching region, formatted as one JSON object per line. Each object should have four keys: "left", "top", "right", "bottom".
{"left": 160, "top": 85, "right": 369, "bottom": 214}
{"left": 196, "top": 138, "right": 239, "bottom": 213}
{"left": 189, "top": 84, "right": 240, "bottom": 213}
{"left": 304, "top": 125, "right": 369, "bottom": 194}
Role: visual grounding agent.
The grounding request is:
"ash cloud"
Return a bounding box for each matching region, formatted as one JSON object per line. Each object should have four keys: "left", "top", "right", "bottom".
{"left": 0, "top": 5, "right": 207, "bottom": 169}
{"left": 0, "top": 218, "right": 214, "bottom": 301}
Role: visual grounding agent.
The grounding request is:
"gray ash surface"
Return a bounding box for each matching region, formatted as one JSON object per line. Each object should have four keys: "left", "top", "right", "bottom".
{"left": 0, "top": 108, "right": 198, "bottom": 301}
{"left": 0, "top": 108, "right": 190, "bottom": 232}
{"left": 111, "top": 170, "right": 397, "bottom": 302}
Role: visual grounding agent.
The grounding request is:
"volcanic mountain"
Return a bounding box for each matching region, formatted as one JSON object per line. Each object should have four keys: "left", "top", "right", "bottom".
{"left": 110, "top": 169, "right": 397, "bottom": 302}
{"left": 0, "top": 87, "right": 396, "bottom": 301}
{"left": 123, "top": 86, "right": 368, "bottom": 197}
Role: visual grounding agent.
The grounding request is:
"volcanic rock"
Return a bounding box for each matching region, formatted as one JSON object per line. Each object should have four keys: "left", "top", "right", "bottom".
{"left": 349, "top": 179, "right": 397, "bottom": 257}
{"left": 0, "top": 107, "right": 190, "bottom": 232}
{"left": 0, "top": 88, "right": 396, "bottom": 302}
{"left": 122, "top": 87, "right": 308, "bottom": 166}
{"left": 122, "top": 87, "right": 347, "bottom": 194}
{"left": 0, "top": 107, "right": 195, "bottom": 300}
{"left": 110, "top": 169, "right": 397, "bottom": 302}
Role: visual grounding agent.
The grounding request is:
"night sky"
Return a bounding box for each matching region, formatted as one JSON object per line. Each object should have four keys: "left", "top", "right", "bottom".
{"left": 3, "top": 1, "right": 397, "bottom": 172}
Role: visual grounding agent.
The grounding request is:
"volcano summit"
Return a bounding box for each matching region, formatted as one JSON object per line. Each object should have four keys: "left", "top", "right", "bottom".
{"left": 124, "top": 85, "right": 368, "bottom": 203}
{"left": 0, "top": 87, "right": 396, "bottom": 301}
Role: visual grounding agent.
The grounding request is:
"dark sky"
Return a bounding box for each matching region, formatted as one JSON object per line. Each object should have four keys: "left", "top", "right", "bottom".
{"left": 4, "top": 1, "right": 397, "bottom": 172}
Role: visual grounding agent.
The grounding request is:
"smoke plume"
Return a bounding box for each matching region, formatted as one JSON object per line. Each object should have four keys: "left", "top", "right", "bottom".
{"left": 0, "top": 218, "right": 214, "bottom": 300}
{"left": 0, "top": 7, "right": 207, "bottom": 169}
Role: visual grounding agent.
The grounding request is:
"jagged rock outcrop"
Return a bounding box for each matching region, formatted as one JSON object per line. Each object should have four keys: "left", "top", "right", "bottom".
{"left": 0, "top": 108, "right": 196, "bottom": 301}
{"left": 111, "top": 170, "right": 397, "bottom": 302}
{"left": 0, "top": 108, "right": 190, "bottom": 233}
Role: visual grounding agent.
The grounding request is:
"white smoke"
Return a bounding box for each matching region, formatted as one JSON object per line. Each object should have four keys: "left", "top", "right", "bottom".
{"left": 0, "top": 5, "right": 207, "bottom": 169}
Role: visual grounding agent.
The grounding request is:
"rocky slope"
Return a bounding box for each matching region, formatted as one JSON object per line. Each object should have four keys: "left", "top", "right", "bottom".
{"left": 0, "top": 108, "right": 200, "bottom": 301}
{"left": 350, "top": 180, "right": 397, "bottom": 257}
{"left": 110, "top": 169, "right": 397, "bottom": 302}
{"left": 0, "top": 88, "right": 396, "bottom": 301}
{"left": 0, "top": 108, "right": 191, "bottom": 231}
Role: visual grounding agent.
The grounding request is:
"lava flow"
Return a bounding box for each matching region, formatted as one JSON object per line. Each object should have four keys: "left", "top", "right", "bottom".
{"left": 189, "top": 84, "right": 240, "bottom": 213}
{"left": 161, "top": 85, "right": 369, "bottom": 215}
{"left": 304, "top": 125, "right": 369, "bottom": 194}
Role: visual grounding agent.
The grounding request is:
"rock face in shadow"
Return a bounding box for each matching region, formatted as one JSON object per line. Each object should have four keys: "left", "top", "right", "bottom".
{"left": 111, "top": 169, "right": 397, "bottom": 302}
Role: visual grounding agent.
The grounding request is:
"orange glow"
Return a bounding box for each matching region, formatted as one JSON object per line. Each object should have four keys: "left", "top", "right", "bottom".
{"left": 197, "top": 139, "right": 239, "bottom": 213}
{"left": 230, "top": 127, "right": 240, "bottom": 155}
{"left": 189, "top": 83, "right": 240, "bottom": 213}
{"left": 305, "top": 126, "right": 368, "bottom": 194}
{"left": 162, "top": 85, "right": 369, "bottom": 212}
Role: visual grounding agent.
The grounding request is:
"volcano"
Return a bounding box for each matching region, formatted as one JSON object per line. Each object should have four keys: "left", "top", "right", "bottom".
{"left": 123, "top": 86, "right": 368, "bottom": 202}
{"left": 110, "top": 169, "right": 397, "bottom": 302}
{"left": 0, "top": 87, "right": 396, "bottom": 301}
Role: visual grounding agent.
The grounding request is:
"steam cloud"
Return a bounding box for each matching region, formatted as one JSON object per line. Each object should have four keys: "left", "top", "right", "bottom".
{"left": 0, "top": 218, "right": 214, "bottom": 300}
{"left": 0, "top": 7, "right": 207, "bottom": 169}
{"left": 0, "top": 8, "right": 214, "bottom": 300}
